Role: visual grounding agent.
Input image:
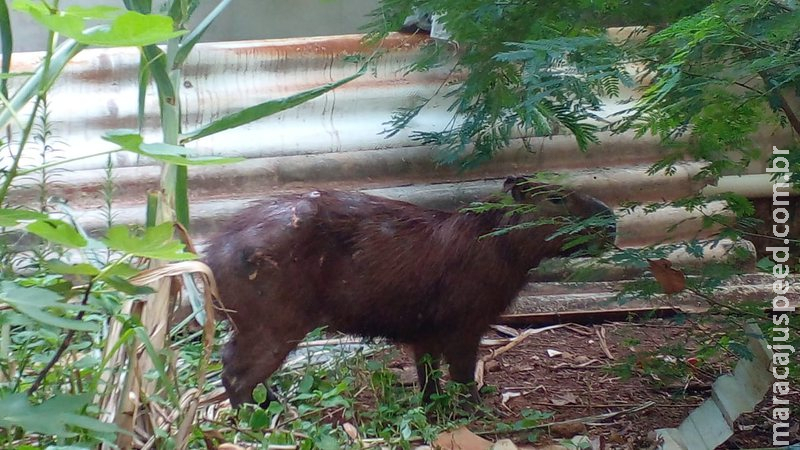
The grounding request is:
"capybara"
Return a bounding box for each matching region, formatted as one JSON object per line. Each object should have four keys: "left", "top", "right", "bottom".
{"left": 205, "top": 177, "right": 616, "bottom": 407}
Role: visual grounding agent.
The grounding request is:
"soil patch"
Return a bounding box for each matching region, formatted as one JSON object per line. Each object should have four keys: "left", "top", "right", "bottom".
{"left": 384, "top": 318, "right": 799, "bottom": 448}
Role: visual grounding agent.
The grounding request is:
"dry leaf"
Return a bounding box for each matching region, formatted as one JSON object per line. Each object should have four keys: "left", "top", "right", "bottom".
{"left": 475, "top": 360, "right": 485, "bottom": 389}
{"left": 550, "top": 392, "right": 578, "bottom": 406}
{"left": 481, "top": 338, "right": 511, "bottom": 345}
{"left": 342, "top": 422, "right": 359, "bottom": 440}
{"left": 550, "top": 422, "right": 587, "bottom": 438}
{"left": 608, "top": 430, "right": 627, "bottom": 444}
{"left": 391, "top": 366, "right": 419, "bottom": 386}
{"left": 546, "top": 349, "right": 563, "bottom": 358}
{"left": 218, "top": 444, "right": 246, "bottom": 450}
{"left": 490, "top": 439, "right": 519, "bottom": 450}
{"left": 433, "top": 427, "right": 493, "bottom": 450}
{"left": 490, "top": 324, "right": 520, "bottom": 337}
{"left": 501, "top": 391, "right": 521, "bottom": 407}
{"left": 647, "top": 258, "right": 686, "bottom": 294}
{"left": 656, "top": 354, "right": 677, "bottom": 364}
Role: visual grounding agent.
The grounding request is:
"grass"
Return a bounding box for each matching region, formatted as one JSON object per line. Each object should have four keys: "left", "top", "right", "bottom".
{"left": 176, "top": 328, "right": 541, "bottom": 449}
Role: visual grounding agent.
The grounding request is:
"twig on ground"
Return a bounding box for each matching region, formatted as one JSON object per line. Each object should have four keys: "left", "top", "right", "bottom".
{"left": 550, "top": 359, "right": 604, "bottom": 370}
{"left": 477, "top": 401, "right": 656, "bottom": 436}
{"left": 523, "top": 401, "right": 701, "bottom": 409}
{"left": 481, "top": 324, "right": 569, "bottom": 363}
{"left": 566, "top": 324, "right": 595, "bottom": 336}
{"left": 595, "top": 326, "right": 615, "bottom": 360}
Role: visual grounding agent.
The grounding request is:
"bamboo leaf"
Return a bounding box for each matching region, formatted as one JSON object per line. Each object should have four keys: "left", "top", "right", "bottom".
{"left": 0, "top": 72, "right": 32, "bottom": 79}
{"left": 122, "top": 0, "right": 152, "bottom": 14}
{"left": 175, "top": 165, "right": 189, "bottom": 229}
{"left": 103, "top": 129, "right": 144, "bottom": 148}
{"left": 0, "top": 0, "right": 12, "bottom": 101}
{"left": 143, "top": 154, "right": 244, "bottom": 166}
{"left": 141, "top": 45, "right": 174, "bottom": 108}
{"left": 181, "top": 64, "right": 368, "bottom": 143}
{"left": 103, "top": 130, "right": 244, "bottom": 166}
{"left": 132, "top": 326, "right": 179, "bottom": 404}
{"left": 146, "top": 190, "right": 159, "bottom": 227}
{"left": 137, "top": 53, "right": 149, "bottom": 131}
{"left": 173, "top": 0, "right": 233, "bottom": 67}
{"left": 0, "top": 38, "right": 85, "bottom": 130}
{"left": 167, "top": 0, "right": 200, "bottom": 29}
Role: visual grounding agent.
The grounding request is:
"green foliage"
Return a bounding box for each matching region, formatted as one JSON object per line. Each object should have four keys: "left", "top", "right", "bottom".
{"left": 179, "top": 63, "right": 369, "bottom": 144}
{"left": 0, "top": 281, "right": 96, "bottom": 332}
{"left": 217, "top": 347, "right": 492, "bottom": 449}
{"left": 101, "top": 222, "right": 196, "bottom": 261}
{"left": 493, "top": 408, "right": 552, "bottom": 443}
{"left": 0, "top": 0, "right": 11, "bottom": 101}
{"left": 370, "top": 0, "right": 800, "bottom": 199}
{"left": 368, "top": 0, "right": 707, "bottom": 168}
{"left": 0, "top": 209, "right": 48, "bottom": 227}
{"left": 26, "top": 219, "right": 88, "bottom": 248}
{"left": 609, "top": 239, "right": 800, "bottom": 391}
{"left": 11, "top": 1, "right": 186, "bottom": 47}
{"left": 0, "top": 0, "right": 370, "bottom": 445}
{"left": 0, "top": 203, "right": 195, "bottom": 445}
{"left": 0, "top": 393, "right": 118, "bottom": 439}
{"left": 102, "top": 130, "right": 244, "bottom": 166}
{"left": 3, "top": 0, "right": 797, "bottom": 447}
{"left": 615, "top": 0, "right": 800, "bottom": 180}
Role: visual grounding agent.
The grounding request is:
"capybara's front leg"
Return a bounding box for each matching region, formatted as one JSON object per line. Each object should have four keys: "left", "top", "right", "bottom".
{"left": 221, "top": 326, "right": 309, "bottom": 407}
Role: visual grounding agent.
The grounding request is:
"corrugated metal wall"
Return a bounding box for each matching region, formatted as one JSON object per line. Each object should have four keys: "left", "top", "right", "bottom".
{"left": 6, "top": 33, "right": 793, "bottom": 288}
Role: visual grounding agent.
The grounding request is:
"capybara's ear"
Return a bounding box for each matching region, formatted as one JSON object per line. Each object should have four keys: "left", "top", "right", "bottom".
{"left": 503, "top": 176, "right": 527, "bottom": 202}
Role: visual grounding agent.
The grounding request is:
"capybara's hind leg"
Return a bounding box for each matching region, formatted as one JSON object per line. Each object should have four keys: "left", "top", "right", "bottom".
{"left": 221, "top": 327, "right": 308, "bottom": 407}
{"left": 443, "top": 334, "right": 482, "bottom": 402}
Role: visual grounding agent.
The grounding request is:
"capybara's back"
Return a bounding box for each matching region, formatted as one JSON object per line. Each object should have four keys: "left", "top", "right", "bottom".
{"left": 206, "top": 177, "right": 615, "bottom": 406}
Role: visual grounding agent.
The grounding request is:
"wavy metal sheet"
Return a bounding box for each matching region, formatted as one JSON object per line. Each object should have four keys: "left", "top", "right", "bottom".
{"left": 4, "top": 33, "right": 792, "bottom": 247}
{"left": 6, "top": 34, "right": 456, "bottom": 170}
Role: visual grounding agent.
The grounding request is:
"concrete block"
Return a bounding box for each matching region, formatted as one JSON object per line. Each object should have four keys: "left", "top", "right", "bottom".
{"left": 712, "top": 375, "right": 755, "bottom": 426}
{"left": 683, "top": 400, "right": 732, "bottom": 449}
{"left": 675, "top": 416, "right": 708, "bottom": 450}
{"left": 654, "top": 428, "right": 686, "bottom": 450}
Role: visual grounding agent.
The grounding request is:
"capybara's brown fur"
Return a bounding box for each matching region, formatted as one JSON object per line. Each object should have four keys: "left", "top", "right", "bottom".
{"left": 205, "top": 177, "right": 616, "bottom": 407}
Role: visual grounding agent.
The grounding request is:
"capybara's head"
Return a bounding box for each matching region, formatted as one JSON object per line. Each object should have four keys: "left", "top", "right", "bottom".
{"left": 499, "top": 176, "right": 616, "bottom": 257}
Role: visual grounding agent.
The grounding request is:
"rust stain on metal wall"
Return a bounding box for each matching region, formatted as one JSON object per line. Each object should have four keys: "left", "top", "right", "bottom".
{"left": 4, "top": 32, "right": 794, "bottom": 254}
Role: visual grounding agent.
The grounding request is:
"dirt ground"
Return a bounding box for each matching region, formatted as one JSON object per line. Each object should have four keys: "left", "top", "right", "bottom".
{"left": 387, "top": 318, "right": 799, "bottom": 448}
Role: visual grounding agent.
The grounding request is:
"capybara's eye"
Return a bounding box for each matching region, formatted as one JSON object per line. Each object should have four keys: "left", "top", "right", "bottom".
{"left": 547, "top": 195, "right": 565, "bottom": 205}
